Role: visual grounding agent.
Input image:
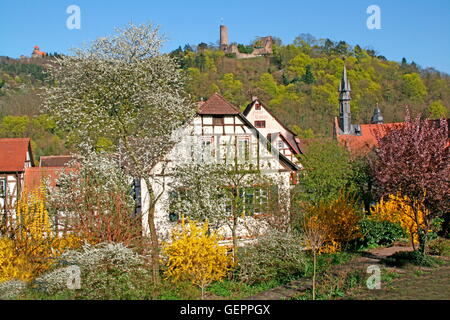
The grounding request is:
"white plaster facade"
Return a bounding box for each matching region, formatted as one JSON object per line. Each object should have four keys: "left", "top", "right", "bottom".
{"left": 140, "top": 94, "right": 300, "bottom": 245}
{"left": 243, "top": 98, "right": 303, "bottom": 167}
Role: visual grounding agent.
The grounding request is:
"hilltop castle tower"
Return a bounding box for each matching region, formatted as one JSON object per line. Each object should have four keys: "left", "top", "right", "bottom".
{"left": 219, "top": 25, "right": 273, "bottom": 58}
{"left": 220, "top": 25, "right": 229, "bottom": 51}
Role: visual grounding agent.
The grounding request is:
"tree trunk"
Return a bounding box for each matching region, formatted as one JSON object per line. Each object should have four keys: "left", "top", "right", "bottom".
{"left": 312, "top": 251, "right": 317, "bottom": 300}
{"left": 418, "top": 228, "right": 426, "bottom": 254}
{"left": 232, "top": 216, "right": 238, "bottom": 257}
{"left": 143, "top": 177, "right": 160, "bottom": 283}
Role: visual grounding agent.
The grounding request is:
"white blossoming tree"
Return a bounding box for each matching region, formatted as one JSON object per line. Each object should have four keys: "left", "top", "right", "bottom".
{"left": 47, "top": 151, "right": 141, "bottom": 248}
{"left": 44, "top": 23, "right": 196, "bottom": 281}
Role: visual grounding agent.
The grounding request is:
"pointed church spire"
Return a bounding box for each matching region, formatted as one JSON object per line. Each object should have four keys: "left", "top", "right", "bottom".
{"left": 339, "top": 65, "right": 352, "bottom": 134}
{"left": 339, "top": 65, "right": 351, "bottom": 92}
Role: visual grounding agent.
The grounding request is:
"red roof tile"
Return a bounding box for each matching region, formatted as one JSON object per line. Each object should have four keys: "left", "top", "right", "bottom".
{"left": 24, "top": 167, "right": 75, "bottom": 193}
{"left": 0, "top": 138, "right": 33, "bottom": 172}
{"left": 40, "top": 155, "right": 78, "bottom": 167}
{"left": 198, "top": 93, "right": 241, "bottom": 115}
{"left": 335, "top": 118, "right": 412, "bottom": 156}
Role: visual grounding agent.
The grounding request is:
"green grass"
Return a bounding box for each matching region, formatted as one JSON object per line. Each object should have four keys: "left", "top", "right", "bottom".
{"left": 207, "top": 251, "right": 359, "bottom": 300}
{"left": 207, "top": 278, "right": 283, "bottom": 299}
{"left": 381, "top": 251, "right": 441, "bottom": 267}
{"left": 348, "top": 260, "right": 450, "bottom": 300}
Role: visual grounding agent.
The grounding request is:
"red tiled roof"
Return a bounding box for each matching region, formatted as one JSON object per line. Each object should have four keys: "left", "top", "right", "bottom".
{"left": 24, "top": 167, "right": 74, "bottom": 193}
{"left": 334, "top": 118, "right": 409, "bottom": 156}
{"left": 40, "top": 155, "right": 78, "bottom": 167}
{"left": 0, "top": 138, "right": 33, "bottom": 172}
{"left": 198, "top": 93, "right": 241, "bottom": 115}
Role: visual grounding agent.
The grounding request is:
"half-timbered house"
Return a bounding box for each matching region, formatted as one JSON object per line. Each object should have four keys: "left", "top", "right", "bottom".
{"left": 243, "top": 97, "right": 303, "bottom": 167}
{"left": 140, "top": 93, "right": 301, "bottom": 244}
{"left": 0, "top": 138, "right": 34, "bottom": 225}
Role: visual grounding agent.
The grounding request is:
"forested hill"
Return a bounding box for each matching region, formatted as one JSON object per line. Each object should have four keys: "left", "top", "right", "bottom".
{"left": 171, "top": 35, "right": 450, "bottom": 137}
{"left": 0, "top": 35, "right": 449, "bottom": 159}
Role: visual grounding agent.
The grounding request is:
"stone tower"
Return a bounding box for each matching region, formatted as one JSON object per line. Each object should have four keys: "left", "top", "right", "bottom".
{"left": 220, "top": 25, "right": 229, "bottom": 51}
{"left": 339, "top": 65, "right": 352, "bottom": 134}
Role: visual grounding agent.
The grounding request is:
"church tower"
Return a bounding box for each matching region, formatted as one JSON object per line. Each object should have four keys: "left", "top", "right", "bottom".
{"left": 371, "top": 106, "right": 384, "bottom": 124}
{"left": 339, "top": 65, "right": 352, "bottom": 134}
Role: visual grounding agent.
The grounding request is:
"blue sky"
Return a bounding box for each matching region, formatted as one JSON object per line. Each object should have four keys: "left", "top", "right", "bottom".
{"left": 1, "top": 0, "right": 449, "bottom": 74}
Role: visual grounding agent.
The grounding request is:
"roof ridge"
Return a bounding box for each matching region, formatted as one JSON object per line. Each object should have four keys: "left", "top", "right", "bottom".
{"left": 244, "top": 98, "right": 298, "bottom": 137}
{"left": 198, "top": 93, "right": 241, "bottom": 115}
{"left": 40, "top": 155, "right": 76, "bottom": 158}
{"left": 0, "top": 138, "right": 31, "bottom": 141}
{"left": 213, "top": 92, "right": 241, "bottom": 113}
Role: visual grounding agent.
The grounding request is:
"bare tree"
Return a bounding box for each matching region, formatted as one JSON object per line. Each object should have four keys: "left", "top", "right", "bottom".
{"left": 300, "top": 212, "right": 328, "bottom": 300}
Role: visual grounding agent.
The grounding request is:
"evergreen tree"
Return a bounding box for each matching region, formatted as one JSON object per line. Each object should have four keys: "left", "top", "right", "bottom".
{"left": 301, "top": 65, "right": 315, "bottom": 84}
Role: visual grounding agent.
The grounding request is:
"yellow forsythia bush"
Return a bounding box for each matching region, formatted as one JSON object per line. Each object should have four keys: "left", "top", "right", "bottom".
{"left": 305, "top": 193, "right": 362, "bottom": 253}
{"left": 162, "top": 218, "right": 233, "bottom": 298}
{"left": 0, "top": 189, "right": 81, "bottom": 282}
{"left": 370, "top": 193, "right": 429, "bottom": 245}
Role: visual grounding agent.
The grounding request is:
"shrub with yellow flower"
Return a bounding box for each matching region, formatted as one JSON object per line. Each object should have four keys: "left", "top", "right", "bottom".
{"left": 162, "top": 218, "right": 233, "bottom": 299}
{"left": 303, "top": 193, "right": 362, "bottom": 254}
{"left": 370, "top": 193, "right": 430, "bottom": 250}
{"left": 0, "top": 188, "right": 81, "bottom": 283}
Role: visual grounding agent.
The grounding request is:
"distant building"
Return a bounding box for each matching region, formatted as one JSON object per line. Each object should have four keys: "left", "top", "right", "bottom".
{"left": 219, "top": 25, "right": 273, "bottom": 59}
{"left": 31, "top": 45, "right": 46, "bottom": 58}
{"left": 333, "top": 65, "right": 450, "bottom": 155}
{"left": 39, "top": 155, "right": 77, "bottom": 168}
{"left": 0, "top": 138, "right": 34, "bottom": 216}
{"left": 0, "top": 138, "right": 76, "bottom": 227}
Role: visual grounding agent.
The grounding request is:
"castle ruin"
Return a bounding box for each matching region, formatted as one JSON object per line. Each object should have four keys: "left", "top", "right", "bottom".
{"left": 219, "top": 25, "right": 273, "bottom": 59}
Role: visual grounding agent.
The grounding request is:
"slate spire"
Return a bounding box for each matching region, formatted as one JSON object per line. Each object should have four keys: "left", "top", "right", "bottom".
{"left": 371, "top": 104, "right": 384, "bottom": 124}
{"left": 339, "top": 65, "right": 352, "bottom": 134}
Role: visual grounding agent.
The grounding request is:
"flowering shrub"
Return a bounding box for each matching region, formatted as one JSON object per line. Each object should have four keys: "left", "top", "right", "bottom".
{"left": 162, "top": 218, "right": 233, "bottom": 298}
{"left": 303, "top": 193, "right": 362, "bottom": 253}
{"left": 48, "top": 152, "right": 141, "bottom": 248}
{"left": 237, "top": 229, "right": 307, "bottom": 284}
{"left": 34, "top": 242, "right": 151, "bottom": 299}
{"left": 370, "top": 193, "right": 430, "bottom": 247}
{"left": 0, "top": 280, "right": 26, "bottom": 300}
{"left": 0, "top": 189, "right": 81, "bottom": 282}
